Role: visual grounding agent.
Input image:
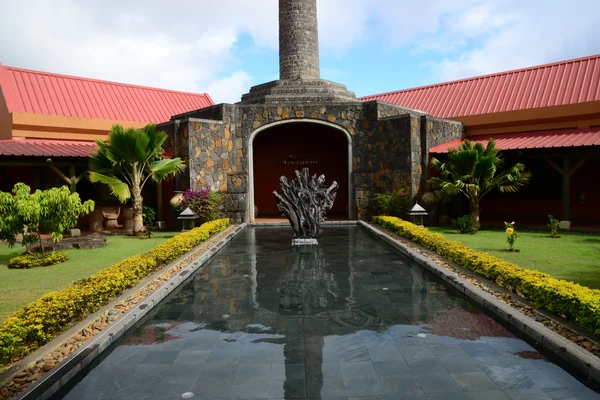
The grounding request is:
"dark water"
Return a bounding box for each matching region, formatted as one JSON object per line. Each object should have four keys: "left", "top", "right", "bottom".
{"left": 64, "top": 227, "right": 599, "bottom": 399}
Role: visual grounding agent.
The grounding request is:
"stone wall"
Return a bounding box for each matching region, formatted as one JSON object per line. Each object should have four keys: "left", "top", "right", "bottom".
{"left": 159, "top": 120, "right": 190, "bottom": 192}
{"left": 163, "top": 100, "right": 465, "bottom": 222}
{"left": 425, "top": 116, "right": 464, "bottom": 148}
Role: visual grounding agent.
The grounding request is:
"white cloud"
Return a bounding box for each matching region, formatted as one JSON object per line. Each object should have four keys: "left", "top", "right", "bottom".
{"left": 0, "top": 0, "right": 273, "bottom": 103}
{"left": 423, "top": 0, "right": 600, "bottom": 82}
{"left": 0, "top": 0, "right": 599, "bottom": 102}
{"left": 203, "top": 72, "right": 254, "bottom": 104}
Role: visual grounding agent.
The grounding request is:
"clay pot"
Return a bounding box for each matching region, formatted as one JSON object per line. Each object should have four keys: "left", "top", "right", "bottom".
{"left": 122, "top": 208, "right": 134, "bottom": 231}
{"left": 122, "top": 208, "right": 134, "bottom": 220}
{"left": 169, "top": 191, "right": 185, "bottom": 231}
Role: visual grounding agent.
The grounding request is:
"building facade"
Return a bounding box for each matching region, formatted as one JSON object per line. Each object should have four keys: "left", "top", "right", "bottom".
{"left": 0, "top": 63, "right": 214, "bottom": 227}
{"left": 158, "top": 0, "right": 464, "bottom": 223}
{"left": 2, "top": 0, "right": 597, "bottom": 229}
{"left": 362, "top": 55, "right": 600, "bottom": 227}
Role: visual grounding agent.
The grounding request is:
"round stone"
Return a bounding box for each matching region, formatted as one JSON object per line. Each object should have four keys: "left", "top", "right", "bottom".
{"left": 181, "top": 392, "right": 194, "bottom": 399}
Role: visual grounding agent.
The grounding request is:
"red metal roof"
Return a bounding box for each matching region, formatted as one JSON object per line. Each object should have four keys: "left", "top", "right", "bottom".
{"left": 0, "top": 138, "right": 97, "bottom": 157}
{"left": 429, "top": 128, "right": 600, "bottom": 153}
{"left": 361, "top": 54, "right": 600, "bottom": 118}
{"left": 0, "top": 64, "right": 214, "bottom": 123}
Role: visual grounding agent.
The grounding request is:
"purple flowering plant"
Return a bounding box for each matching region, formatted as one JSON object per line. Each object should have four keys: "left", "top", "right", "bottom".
{"left": 178, "top": 187, "right": 224, "bottom": 223}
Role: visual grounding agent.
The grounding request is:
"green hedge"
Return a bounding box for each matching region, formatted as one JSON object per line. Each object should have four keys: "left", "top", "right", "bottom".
{"left": 0, "top": 218, "right": 229, "bottom": 368}
{"left": 374, "top": 216, "right": 600, "bottom": 336}
{"left": 8, "top": 252, "right": 69, "bottom": 269}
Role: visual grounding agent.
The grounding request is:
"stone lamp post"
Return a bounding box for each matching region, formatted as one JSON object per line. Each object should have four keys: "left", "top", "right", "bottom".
{"left": 177, "top": 207, "right": 199, "bottom": 232}
{"left": 407, "top": 202, "right": 428, "bottom": 227}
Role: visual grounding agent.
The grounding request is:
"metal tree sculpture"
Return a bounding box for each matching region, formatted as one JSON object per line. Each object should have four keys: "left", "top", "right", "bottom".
{"left": 273, "top": 168, "right": 339, "bottom": 241}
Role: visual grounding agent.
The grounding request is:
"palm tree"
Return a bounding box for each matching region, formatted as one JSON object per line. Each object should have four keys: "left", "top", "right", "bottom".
{"left": 89, "top": 124, "right": 186, "bottom": 235}
{"left": 430, "top": 139, "right": 531, "bottom": 229}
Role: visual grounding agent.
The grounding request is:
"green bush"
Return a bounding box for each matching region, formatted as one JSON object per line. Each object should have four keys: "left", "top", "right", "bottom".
{"left": 452, "top": 215, "right": 478, "bottom": 234}
{"left": 548, "top": 215, "right": 561, "bottom": 238}
{"left": 8, "top": 252, "right": 69, "bottom": 269}
{"left": 373, "top": 189, "right": 410, "bottom": 216}
{"left": 0, "top": 218, "right": 229, "bottom": 369}
{"left": 373, "top": 216, "right": 600, "bottom": 336}
{"left": 142, "top": 206, "right": 156, "bottom": 227}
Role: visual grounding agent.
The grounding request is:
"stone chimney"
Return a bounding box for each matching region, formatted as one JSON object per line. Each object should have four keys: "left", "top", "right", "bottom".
{"left": 279, "top": 0, "right": 320, "bottom": 80}
{"left": 240, "top": 0, "right": 356, "bottom": 104}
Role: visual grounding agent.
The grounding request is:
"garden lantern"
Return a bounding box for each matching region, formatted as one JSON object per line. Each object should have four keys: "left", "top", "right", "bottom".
{"left": 407, "top": 202, "right": 428, "bottom": 227}
{"left": 177, "top": 207, "right": 198, "bottom": 232}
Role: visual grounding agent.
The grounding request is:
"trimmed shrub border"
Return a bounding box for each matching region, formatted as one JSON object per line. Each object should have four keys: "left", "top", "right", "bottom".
{"left": 0, "top": 220, "right": 239, "bottom": 400}
{"left": 0, "top": 219, "right": 229, "bottom": 387}
{"left": 7, "top": 252, "right": 69, "bottom": 269}
{"left": 363, "top": 219, "right": 600, "bottom": 389}
{"left": 373, "top": 216, "right": 600, "bottom": 336}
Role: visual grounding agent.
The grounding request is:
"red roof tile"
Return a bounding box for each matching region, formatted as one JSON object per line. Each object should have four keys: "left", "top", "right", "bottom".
{"left": 0, "top": 138, "right": 97, "bottom": 157}
{"left": 429, "top": 128, "right": 600, "bottom": 153}
{"left": 361, "top": 54, "right": 600, "bottom": 118}
{"left": 0, "top": 64, "right": 214, "bottom": 123}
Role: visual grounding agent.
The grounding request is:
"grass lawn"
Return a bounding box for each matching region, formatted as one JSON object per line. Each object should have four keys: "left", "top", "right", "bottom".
{"left": 428, "top": 227, "right": 600, "bottom": 289}
{"left": 0, "top": 232, "right": 175, "bottom": 322}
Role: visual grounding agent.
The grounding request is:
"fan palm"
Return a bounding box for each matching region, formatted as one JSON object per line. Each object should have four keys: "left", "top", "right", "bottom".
{"left": 89, "top": 124, "right": 185, "bottom": 235}
{"left": 430, "top": 139, "right": 531, "bottom": 229}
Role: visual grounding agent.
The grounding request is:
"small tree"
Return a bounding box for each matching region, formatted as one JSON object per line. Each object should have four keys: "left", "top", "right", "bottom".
{"left": 0, "top": 183, "right": 94, "bottom": 256}
{"left": 89, "top": 124, "right": 186, "bottom": 235}
{"left": 430, "top": 139, "right": 531, "bottom": 229}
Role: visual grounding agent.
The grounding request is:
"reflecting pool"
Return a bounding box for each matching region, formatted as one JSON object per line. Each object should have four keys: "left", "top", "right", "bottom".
{"left": 64, "top": 227, "right": 599, "bottom": 399}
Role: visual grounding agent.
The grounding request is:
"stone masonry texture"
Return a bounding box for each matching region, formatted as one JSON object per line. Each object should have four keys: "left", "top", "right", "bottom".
{"left": 160, "top": 101, "right": 465, "bottom": 223}
{"left": 160, "top": 0, "right": 465, "bottom": 222}
{"left": 279, "top": 0, "right": 320, "bottom": 80}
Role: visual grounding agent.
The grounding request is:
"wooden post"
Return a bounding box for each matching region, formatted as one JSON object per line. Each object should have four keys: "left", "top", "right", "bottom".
{"left": 49, "top": 165, "right": 71, "bottom": 186}
{"left": 69, "top": 165, "right": 77, "bottom": 193}
{"left": 562, "top": 157, "right": 570, "bottom": 221}
{"left": 49, "top": 164, "right": 88, "bottom": 193}
{"left": 544, "top": 155, "right": 590, "bottom": 221}
{"left": 157, "top": 181, "right": 163, "bottom": 221}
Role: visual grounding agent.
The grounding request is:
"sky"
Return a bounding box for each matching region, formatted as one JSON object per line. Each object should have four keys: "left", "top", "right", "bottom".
{"left": 1, "top": 0, "right": 599, "bottom": 104}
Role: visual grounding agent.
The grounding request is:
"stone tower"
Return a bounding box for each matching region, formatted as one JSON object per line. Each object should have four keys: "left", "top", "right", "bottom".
{"left": 279, "top": 0, "right": 320, "bottom": 80}
{"left": 159, "top": 0, "right": 465, "bottom": 224}
{"left": 241, "top": 0, "right": 357, "bottom": 104}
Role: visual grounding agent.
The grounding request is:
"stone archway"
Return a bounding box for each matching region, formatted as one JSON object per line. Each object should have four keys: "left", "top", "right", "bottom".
{"left": 248, "top": 119, "right": 353, "bottom": 222}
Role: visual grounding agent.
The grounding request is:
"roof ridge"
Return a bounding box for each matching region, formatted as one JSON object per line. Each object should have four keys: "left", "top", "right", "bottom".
{"left": 4, "top": 138, "right": 98, "bottom": 144}
{"left": 2, "top": 65, "right": 210, "bottom": 98}
{"left": 361, "top": 53, "right": 600, "bottom": 99}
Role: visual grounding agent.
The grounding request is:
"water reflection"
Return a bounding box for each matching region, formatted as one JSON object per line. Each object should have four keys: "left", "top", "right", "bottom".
{"left": 279, "top": 246, "right": 340, "bottom": 314}
{"left": 64, "top": 227, "right": 599, "bottom": 400}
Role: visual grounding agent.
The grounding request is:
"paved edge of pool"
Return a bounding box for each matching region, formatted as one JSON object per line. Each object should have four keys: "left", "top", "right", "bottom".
{"left": 17, "top": 224, "right": 247, "bottom": 400}
{"left": 360, "top": 221, "right": 600, "bottom": 390}
{"left": 247, "top": 221, "right": 359, "bottom": 227}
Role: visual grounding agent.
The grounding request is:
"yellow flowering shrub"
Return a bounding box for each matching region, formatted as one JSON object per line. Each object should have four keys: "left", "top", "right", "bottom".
{"left": 373, "top": 216, "right": 600, "bottom": 336}
{"left": 7, "top": 252, "right": 69, "bottom": 269}
{"left": 147, "top": 218, "right": 228, "bottom": 266}
{"left": 0, "top": 218, "right": 229, "bottom": 368}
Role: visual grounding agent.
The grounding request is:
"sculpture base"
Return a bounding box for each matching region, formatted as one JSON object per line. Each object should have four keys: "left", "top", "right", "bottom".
{"left": 292, "top": 238, "right": 318, "bottom": 246}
